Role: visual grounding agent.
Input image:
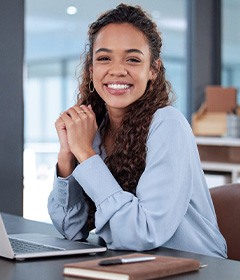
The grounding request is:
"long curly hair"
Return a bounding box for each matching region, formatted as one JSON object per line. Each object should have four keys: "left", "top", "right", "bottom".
{"left": 77, "top": 4, "right": 173, "bottom": 230}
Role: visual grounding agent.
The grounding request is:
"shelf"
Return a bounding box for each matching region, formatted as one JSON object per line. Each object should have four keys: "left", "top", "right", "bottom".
{"left": 201, "top": 161, "right": 240, "bottom": 183}
{"left": 195, "top": 136, "right": 240, "bottom": 147}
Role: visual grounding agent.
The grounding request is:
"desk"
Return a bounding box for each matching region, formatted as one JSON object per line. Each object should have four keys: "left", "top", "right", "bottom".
{"left": 196, "top": 136, "right": 240, "bottom": 183}
{"left": 0, "top": 213, "right": 239, "bottom": 280}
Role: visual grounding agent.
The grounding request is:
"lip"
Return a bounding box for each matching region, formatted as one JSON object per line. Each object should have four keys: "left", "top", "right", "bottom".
{"left": 104, "top": 82, "right": 132, "bottom": 95}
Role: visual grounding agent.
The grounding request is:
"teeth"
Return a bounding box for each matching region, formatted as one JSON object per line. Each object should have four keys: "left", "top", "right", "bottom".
{"left": 107, "top": 84, "right": 130, "bottom": 89}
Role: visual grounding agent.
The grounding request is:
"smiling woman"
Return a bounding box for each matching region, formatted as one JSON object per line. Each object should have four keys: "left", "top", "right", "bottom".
{"left": 24, "top": 0, "right": 189, "bottom": 224}
{"left": 47, "top": 4, "right": 227, "bottom": 258}
{"left": 92, "top": 23, "right": 156, "bottom": 110}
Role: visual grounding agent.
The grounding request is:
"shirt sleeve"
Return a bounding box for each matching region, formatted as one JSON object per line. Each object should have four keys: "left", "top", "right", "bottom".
{"left": 47, "top": 166, "right": 89, "bottom": 240}
{"left": 72, "top": 114, "right": 196, "bottom": 251}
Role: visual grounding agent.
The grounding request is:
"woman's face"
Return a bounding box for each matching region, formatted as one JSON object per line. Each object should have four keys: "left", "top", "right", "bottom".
{"left": 92, "top": 23, "right": 154, "bottom": 114}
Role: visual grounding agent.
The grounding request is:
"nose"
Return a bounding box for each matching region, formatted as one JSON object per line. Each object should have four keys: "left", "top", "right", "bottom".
{"left": 108, "top": 62, "right": 128, "bottom": 76}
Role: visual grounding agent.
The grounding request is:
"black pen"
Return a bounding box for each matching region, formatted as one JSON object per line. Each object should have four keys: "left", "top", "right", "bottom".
{"left": 98, "top": 256, "right": 156, "bottom": 266}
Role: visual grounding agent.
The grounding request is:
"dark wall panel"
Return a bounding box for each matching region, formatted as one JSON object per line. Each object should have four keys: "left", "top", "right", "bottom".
{"left": 0, "top": 0, "right": 24, "bottom": 215}
{"left": 187, "top": 0, "right": 221, "bottom": 120}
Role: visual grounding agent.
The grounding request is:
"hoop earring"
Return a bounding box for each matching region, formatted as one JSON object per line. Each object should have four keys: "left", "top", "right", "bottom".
{"left": 89, "top": 80, "right": 95, "bottom": 93}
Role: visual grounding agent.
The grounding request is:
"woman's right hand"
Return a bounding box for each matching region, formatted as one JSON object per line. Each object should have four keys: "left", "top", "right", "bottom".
{"left": 55, "top": 113, "right": 71, "bottom": 154}
{"left": 55, "top": 112, "right": 76, "bottom": 178}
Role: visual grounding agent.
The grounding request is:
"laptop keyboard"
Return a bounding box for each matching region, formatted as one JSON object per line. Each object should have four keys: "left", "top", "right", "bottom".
{"left": 9, "top": 238, "right": 63, "bottom": 253}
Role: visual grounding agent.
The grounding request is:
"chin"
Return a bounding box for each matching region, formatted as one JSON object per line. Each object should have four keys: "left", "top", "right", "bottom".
{"left": 107, "top": 103, "right": 132, "bottom": 110}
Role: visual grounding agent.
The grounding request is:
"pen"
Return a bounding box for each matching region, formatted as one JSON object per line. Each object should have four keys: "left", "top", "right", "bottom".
{"left": 98, "top": 256, "right": 156, "bottom": 266}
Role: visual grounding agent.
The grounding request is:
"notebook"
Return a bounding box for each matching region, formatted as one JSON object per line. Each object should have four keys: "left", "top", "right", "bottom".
{"left": 63, "top": 253, "right": 201, "bottom": 280}
{"left": 0, "top": 214, "right": 106, "bottom": 260}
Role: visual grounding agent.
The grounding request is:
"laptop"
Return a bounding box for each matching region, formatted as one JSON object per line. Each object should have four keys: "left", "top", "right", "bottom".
{"left": 0, "top": 214, "right": 106, "bottom": 260}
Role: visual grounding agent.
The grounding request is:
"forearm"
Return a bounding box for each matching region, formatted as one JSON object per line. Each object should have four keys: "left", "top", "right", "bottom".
{"left": 57, "top": 151, "right": 77, "bottom": 178}
{"left": 72, "top": 155, "right": 186, "bottom": 250}
{"left": 95, "top": 191, "right": 165, "bottom": 251}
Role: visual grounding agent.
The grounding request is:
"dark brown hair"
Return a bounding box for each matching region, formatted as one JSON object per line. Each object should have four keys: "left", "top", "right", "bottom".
{"left": 78, "top": 3, "right": 173, "bottom": 230}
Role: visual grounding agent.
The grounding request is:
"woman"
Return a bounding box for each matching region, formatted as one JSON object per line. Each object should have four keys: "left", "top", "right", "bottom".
{"left": 48, "top": 4, "right": 227, "bottom": 258}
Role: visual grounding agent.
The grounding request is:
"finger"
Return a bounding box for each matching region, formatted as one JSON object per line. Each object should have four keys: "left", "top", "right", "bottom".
{"left": 73, "top": 105, "right": 91, "bottom": 120}
{"left": 79, "top": 104, "right": 91, "bottom": 114}
{"left": 80, "top": 105, "right": 96, "bottom": 118}
{"left": 76, "top": 109, "right": 87, "bottom": 115}
{"left": 77, "top": 111, "right": 88, "bottom": 121}
{"left": 55, "top": 116, "right": 66, "bottom": 129}
{"left": 87, "top": 104, "right": 94, "bottom": 113}
{"left": 64, "top": 107, "right": 81, "bottom": 120}
{"left": 70, "top": 105, "right": 87, "bottom": 116}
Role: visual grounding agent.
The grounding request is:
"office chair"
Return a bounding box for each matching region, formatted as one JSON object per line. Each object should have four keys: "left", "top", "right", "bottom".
{"left": 210, "top": 183, "right": 240, "bottom": 261}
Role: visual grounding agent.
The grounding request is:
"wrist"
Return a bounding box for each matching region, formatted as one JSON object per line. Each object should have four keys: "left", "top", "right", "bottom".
{"left": 58, "top": 150, "right": 74, "bottom": 160}
{"left": 57, "top": 152, "right": 76, "bottom": 178}
{"left": 76, "top": 149, "right": 96, "bottom": 163}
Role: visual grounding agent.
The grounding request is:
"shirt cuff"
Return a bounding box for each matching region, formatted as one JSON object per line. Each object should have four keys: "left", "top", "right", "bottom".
{"left": 72, "top": 155, "right": 122, "bottom": 206}
{"left": 53, "top": 165, "right": 85, "bottom": 208}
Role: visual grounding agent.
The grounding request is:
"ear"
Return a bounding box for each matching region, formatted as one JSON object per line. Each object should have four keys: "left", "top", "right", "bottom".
{"left": 149, "top": 58, "right": 161, "bottom": 81}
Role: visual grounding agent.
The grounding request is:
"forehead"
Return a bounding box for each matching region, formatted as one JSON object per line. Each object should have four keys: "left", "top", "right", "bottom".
{"left": 93, "top": 23, "right": 150, "bottom": 53}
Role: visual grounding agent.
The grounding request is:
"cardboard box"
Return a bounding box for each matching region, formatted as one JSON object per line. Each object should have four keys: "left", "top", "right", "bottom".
{"left": 191, "top": 86, "right": 238, "bottom": 136}
{"left": 192, "top": 103, "right": 227, "bottom": 136}
{"left": 205, "top": 86, "right": 237, "bottom": 113}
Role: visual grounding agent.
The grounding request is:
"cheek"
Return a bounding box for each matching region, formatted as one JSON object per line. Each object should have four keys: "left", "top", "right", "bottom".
{"left": 92, "top": 71, "right": 105, "bottom": 98}
{"left": 92, "top": 73, "right": 101, "bottom": 88}
{"left": 137, "top": 69, "right": 152, "bottom": 87}
{"left": 92, "top": 65, "right": 104, "bottom": 84}
{"left": 136, "top": 65, "right": 152, "bottom": 79}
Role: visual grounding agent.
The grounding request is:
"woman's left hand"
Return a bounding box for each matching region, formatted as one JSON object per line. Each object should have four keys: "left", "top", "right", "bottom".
{"left": 59, "top": 104, "right": 98, "bottom": 162}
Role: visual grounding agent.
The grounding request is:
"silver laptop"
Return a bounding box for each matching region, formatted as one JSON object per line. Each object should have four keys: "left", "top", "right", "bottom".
{"left": 0, "top": 214, "right": 106, "bottom": 260}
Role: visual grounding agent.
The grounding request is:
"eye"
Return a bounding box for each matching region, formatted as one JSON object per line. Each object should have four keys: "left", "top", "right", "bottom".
{"left": 97, "top": 56, "right": 110, "bottom": 62}
{"left": 127, "top": 57, "right": 141, "bottom": 63}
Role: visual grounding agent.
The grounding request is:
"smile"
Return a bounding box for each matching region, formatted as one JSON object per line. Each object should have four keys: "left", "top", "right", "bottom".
{"left": 107, "top": 84, "right": 131, "bottom": 90}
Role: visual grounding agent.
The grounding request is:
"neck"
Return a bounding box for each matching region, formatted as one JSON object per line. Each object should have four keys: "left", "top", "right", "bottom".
{"left": 107, "top": 108, "right": 125, "bottom": 132}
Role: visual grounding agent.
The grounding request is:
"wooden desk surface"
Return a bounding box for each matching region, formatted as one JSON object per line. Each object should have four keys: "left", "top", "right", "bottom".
{"left": 0, "top": 213, "right": 239, "bottom": 280}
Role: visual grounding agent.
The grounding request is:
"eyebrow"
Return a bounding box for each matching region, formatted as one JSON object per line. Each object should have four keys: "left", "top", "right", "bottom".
{"left": 95, "top": 48, "right": 144, "bottom": 55}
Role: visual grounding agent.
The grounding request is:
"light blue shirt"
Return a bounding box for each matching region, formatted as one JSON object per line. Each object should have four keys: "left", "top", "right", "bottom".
{"left": 48, "top": 106, "right": 227, "bottom": 258}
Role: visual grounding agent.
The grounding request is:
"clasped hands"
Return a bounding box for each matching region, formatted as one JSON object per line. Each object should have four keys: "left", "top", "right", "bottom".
{"left": 56, "top": 104, "right": 98, "bottom": 164}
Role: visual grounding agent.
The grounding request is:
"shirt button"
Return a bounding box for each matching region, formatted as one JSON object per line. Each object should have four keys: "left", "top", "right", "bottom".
{"left": 59, "top": 188, "right": 67, "bottom": 195}
{"left": 59, "top": 181, "right": 67, "bottom": 187}
{"left": 59, "top": 198, "right": 66, "bottom": 205}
